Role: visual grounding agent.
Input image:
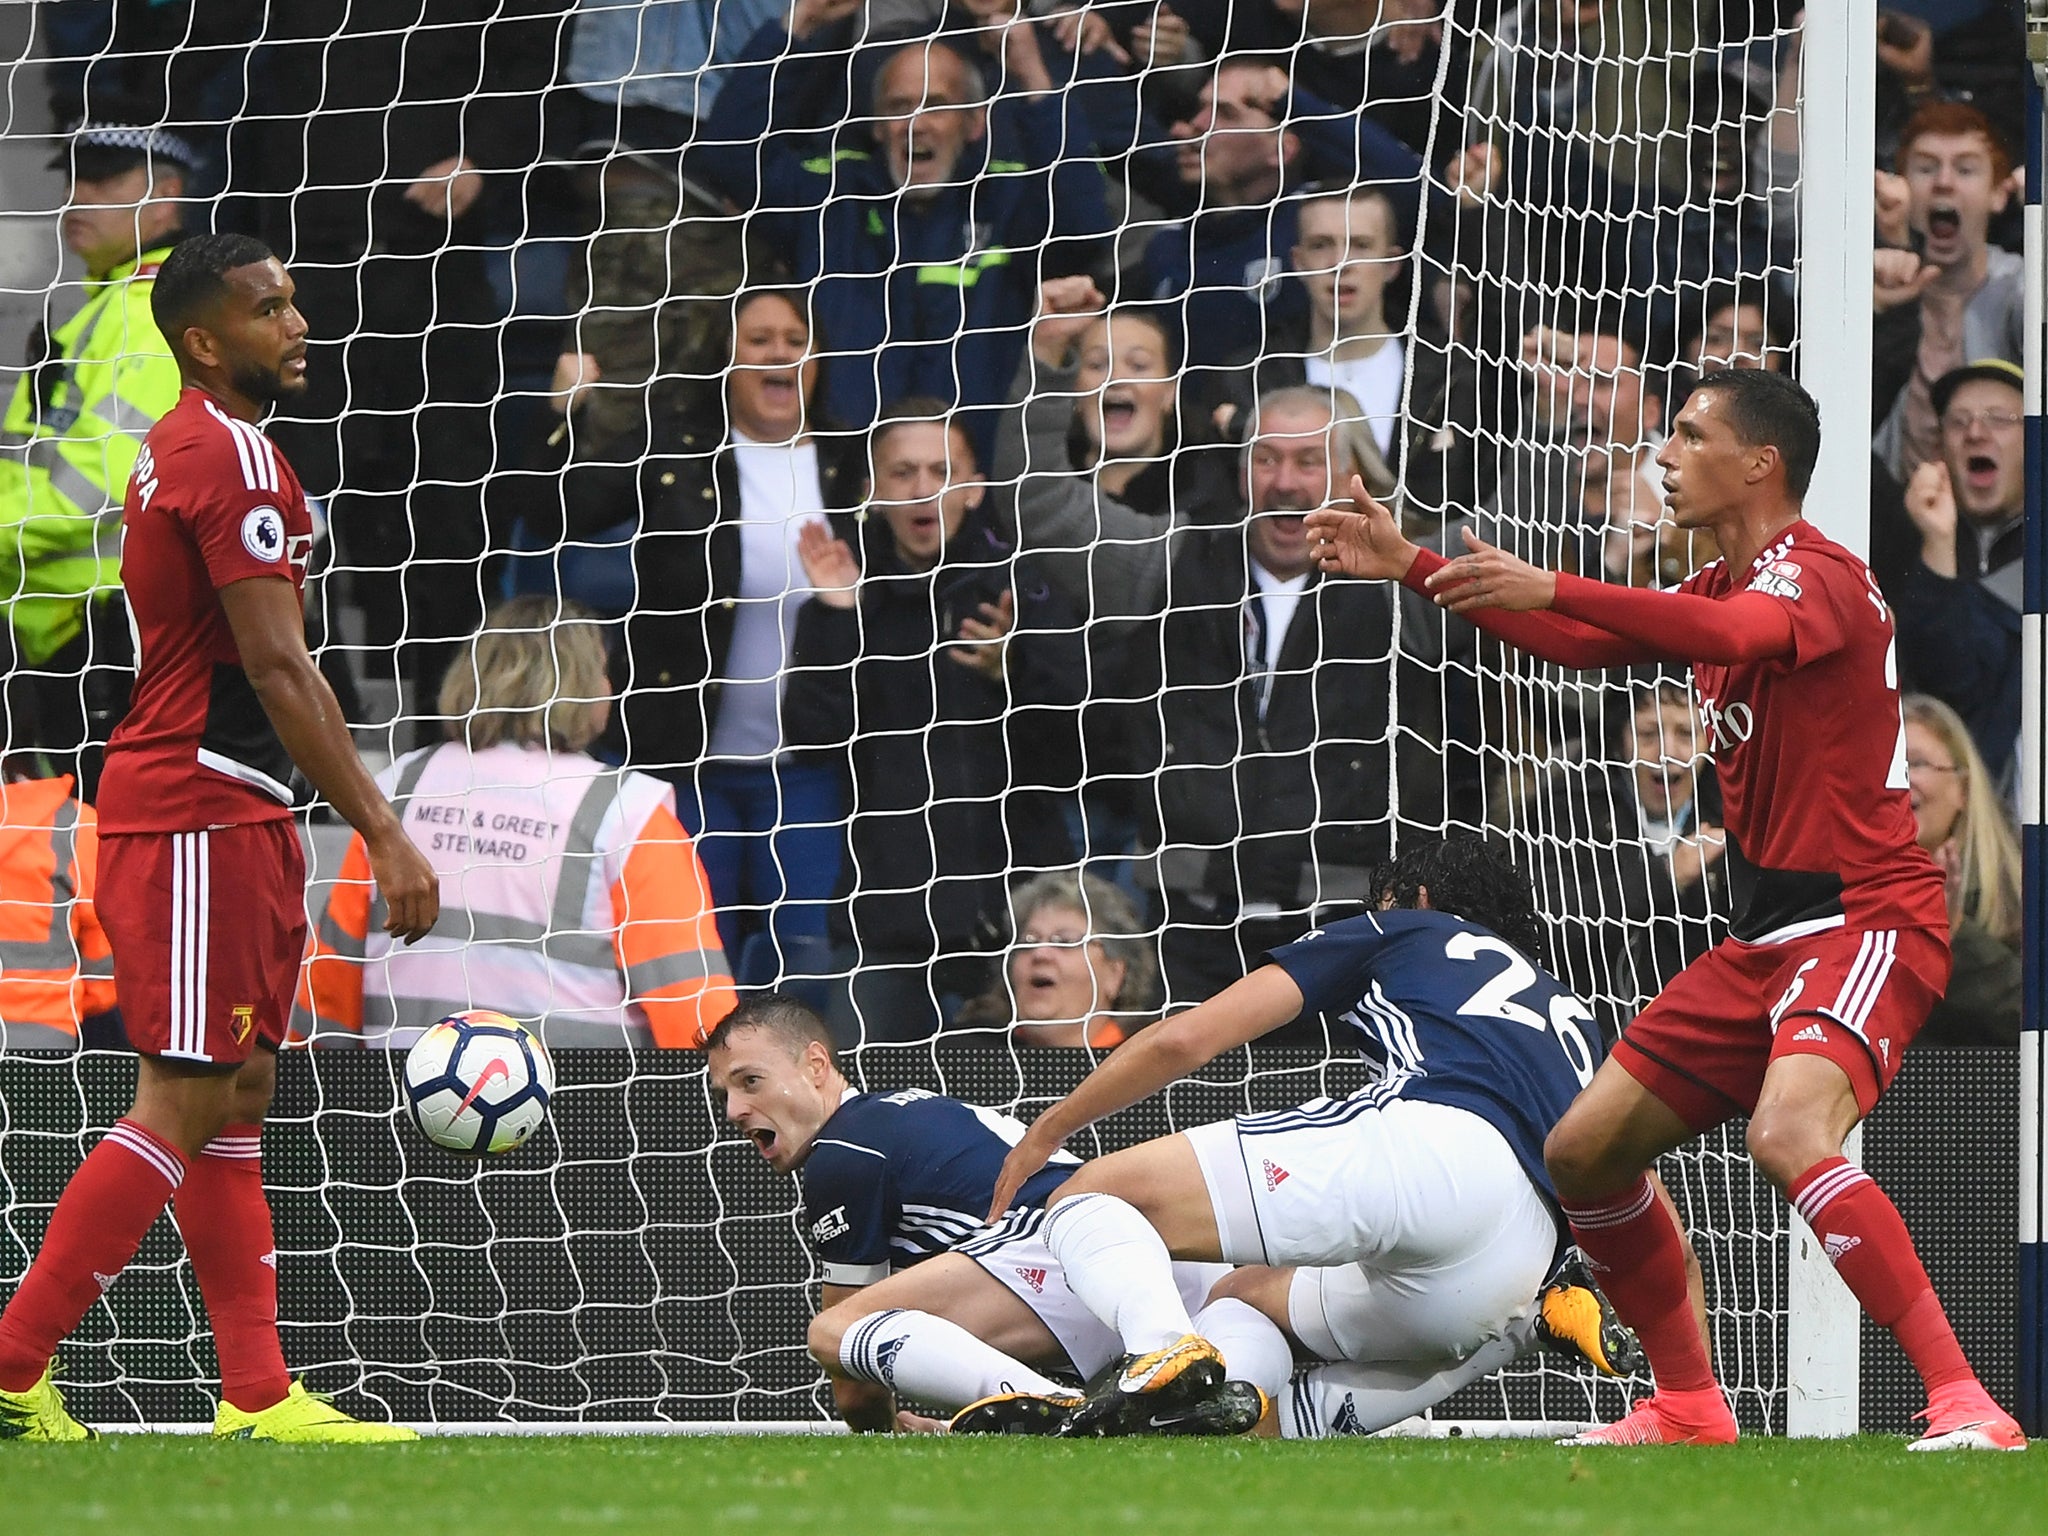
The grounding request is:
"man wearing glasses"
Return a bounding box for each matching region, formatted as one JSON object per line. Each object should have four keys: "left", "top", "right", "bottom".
{"left": 1894, "top": 358, "right": 2024, "bottom": 786}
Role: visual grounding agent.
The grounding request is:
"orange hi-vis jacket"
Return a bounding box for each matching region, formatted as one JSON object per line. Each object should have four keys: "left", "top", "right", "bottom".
{"left": 295, "top": 741, "right": 737, "bottom": 1048}
{"left": 0, "top": 774, "right": 115, "bottom": 1045}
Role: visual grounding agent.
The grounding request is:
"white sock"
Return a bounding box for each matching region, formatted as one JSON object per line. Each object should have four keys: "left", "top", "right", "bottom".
{"left": 837, "top": 1308, "right": 1070, "bottom": 1411}
{"left": 1191, "top": 1298, "right": 1294, "bottom": 1404}
{"left": 1278, "top": 1332, "right": 1527, "bottom": 1439}
{"left": 1042, "top": 1192, "right": 1193, "bottom": 1355}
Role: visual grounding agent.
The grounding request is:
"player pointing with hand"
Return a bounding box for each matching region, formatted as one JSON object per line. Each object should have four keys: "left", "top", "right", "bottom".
{"left": 0, "top": 233, "right": 437, "bottom": 1444}
{"left": 1304, "top": 369, "right": 2023, "bottom": 1451}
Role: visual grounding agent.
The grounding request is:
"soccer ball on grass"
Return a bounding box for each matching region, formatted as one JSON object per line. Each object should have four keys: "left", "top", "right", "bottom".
{"left": 402, "top": 1010, "right": 555, "bottom": 1155}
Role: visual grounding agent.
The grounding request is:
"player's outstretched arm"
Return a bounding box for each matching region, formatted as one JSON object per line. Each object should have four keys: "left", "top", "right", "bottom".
{"left": 219, "top": 576, "right": 440, "bottom": 944}
{"left": 985, "top": 965, "right": 1305, "bottom": 1222}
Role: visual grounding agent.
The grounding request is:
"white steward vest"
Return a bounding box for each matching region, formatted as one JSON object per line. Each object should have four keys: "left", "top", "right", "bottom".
{"left": 358, "top": 741, "right": 678, "bottom": 1045}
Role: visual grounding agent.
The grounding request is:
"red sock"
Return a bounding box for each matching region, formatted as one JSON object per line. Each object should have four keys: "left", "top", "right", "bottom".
{"left": 174, "top": 1125, "right": 289, "bottom": 1412}
{"left": 1563, "top": 1176, "right": 1720, "bottom": 1396}
{"left": 1788, "top": 1157, "right": 1973, "bottom": 1393}
{"left": 0, "top": 1120, "right": 186, "bottom": 1392}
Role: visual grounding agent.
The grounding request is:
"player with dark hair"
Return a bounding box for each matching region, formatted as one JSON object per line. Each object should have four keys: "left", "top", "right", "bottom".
{"left": 0, "top": 232, "right": 439, "bottom": 1442}
{"left": 986, "top": 836, "right": 1634, "bottom": 1439}
{"left": 1301, "top": 369, "right": 2024, "bottom": 1450}
{"left": 701, "top": 995, "right": 1270, "bottom": 1434}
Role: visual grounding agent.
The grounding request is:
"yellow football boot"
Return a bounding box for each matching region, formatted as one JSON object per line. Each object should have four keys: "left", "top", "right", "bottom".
{"left": 0, "top": 1360, "right": 96, "bottom": 1442}
{"left": 213, "top": 1379, "right": 419, "bottom": 1442}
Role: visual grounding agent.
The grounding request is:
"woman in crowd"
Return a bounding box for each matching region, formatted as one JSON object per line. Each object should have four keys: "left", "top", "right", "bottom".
{"left": 539, "top": 286, "right": 863, "bottom": 991}
{"left": 956, "top": 870, "right": 1160, "bottom": 1048}
{"left": 296, "top": 598, "right": 737, "bottom": 1049}
{"left": 1902, "top": 694, "right": 2021, "bottom": 1047}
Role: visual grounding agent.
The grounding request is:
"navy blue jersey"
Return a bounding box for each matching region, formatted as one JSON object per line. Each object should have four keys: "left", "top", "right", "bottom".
{"left": 1267, "top": 908, "right": 1604, "bottom": 1208}
{"left": 798, "top": 1089, "right": 1081, "bottom": 1287}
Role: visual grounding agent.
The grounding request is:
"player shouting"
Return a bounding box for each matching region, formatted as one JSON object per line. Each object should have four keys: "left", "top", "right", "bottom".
{"left": 1301, "top": 368, "right": 2023, "bottom": 1451}
{"left": 0, "top": 234, "right": 439, "bottom": 1443}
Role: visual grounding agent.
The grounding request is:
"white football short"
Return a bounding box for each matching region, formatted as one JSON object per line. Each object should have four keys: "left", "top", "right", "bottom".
{"left": 960, "top": 1209, "right": 1230, "bottom": 1382}
{"left": 1183, "top": 1093, "right": 1559, "bottom": 1364}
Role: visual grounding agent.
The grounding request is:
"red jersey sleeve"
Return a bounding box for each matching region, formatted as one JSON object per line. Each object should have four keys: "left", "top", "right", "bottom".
{"left": 1738, "top": 548, "right": 1846, "bottom": 670}
{"left": 170, "top": 403, "right": 304, "bottom": 592}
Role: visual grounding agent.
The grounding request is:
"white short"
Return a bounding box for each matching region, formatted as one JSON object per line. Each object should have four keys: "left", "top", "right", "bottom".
{"left": 960, "top": 1209, "right": 1231, "bottom": 1382}
{"left": 1183, "top": 1094, "right": 1559, "bottom": 1364}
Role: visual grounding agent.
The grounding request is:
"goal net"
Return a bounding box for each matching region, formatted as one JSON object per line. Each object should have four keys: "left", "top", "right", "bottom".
{"left": 0, "top": 2, "right": 1921, "bottom": 1432}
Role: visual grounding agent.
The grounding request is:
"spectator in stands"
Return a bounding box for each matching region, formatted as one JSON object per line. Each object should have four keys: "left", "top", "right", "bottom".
{"left": 954, "top": 870, "right": 1160, "bottom": 1047}
{"left": 1893, "top": 359, "right": 2023, "bottom": 786}
{"left": 547, "top": 0, "right": 781, "bottom": 464}
{"left": 1125, "top": 386, "right": 1443, "bottom": 1010}
{"left": 1902, "top": 694, "right": 2020, "bottom": 1049}
{"left": 1552, "top": 679, "right": 1727, "bottom": 1014}
{"left": 0, "top": 686, "right": 117, "bottom": 1052}
{"left": 297, "top": 598, "right": 737, "bottom": 1049}
{"left": 1674, "top": 279, "right": 1793, "bottom": 396}
{"left": 1871, "top": 102, "right": 2023, "bottom": 483}
{"left": 787, "top": 401, "right": 1084, "bottom": 1044}
{"left": 1210, "top": 184, "right": 1483, "bottom": 524}
{"left": 1163, "top": 0, "right": 1469, "bottom": 160}
{"left": 697, "top": 8, "right": 1114, "bottom": 461}
{"left": 1, "top": 121, "right": 193, "bottom": 796}
{"left": 1131, "top": 56, "right": 1421, "bottom": 378}
{"left": 537, "top": 287, "right": 861, "bottom": 990}
{"left": 226, "top": 2, "right": 557, "bottom": 716}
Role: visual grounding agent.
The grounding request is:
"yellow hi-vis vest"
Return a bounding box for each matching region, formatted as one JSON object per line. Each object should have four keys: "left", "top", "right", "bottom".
{"left": 0, "top": 244, "right": 182, "bottom": 664}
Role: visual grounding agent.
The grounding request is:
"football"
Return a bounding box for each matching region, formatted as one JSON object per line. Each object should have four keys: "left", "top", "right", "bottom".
{"left": 402, "top": 1011, "right": 555, "bottom": 1155}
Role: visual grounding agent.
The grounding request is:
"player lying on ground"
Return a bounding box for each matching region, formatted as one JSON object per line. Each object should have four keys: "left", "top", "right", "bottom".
{"left": 986, "top": 836, "right": 1645, "bottom": 1438}
{"left": 706, "top": 991, "right": 1633, "bottom": 1436}
{"left": 0, "top": 234, "right": 439, "bottom": 1443}
{"left": 704, "top": 995, "right": 1276, "bottom": 1434}
{"left": 1302, "top": 367, "right": 2024, "bottom": 1452}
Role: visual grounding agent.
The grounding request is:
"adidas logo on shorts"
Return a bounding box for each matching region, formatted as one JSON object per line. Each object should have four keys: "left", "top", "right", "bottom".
{"left": 1014, "top": 1267, "right": 1047, "bottom": 1294}
{"left": 1823, "top": 1232, "right": 1862, "bottom": 1263}
{"left": 1263, "top": 1159, "right": 1290, "bottom": 1192}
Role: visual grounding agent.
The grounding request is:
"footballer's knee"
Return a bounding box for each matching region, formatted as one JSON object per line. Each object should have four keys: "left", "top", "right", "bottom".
{"left": 1743, "top": 1106, "right": 1841, "bottom": 1191}
{"left": 1203, "top": 1264, "right": 1294, "bottom": 1325}
{"left": 807, "top": 1308, "right": 849, "bottom": 1368}
{"left": 1544, "top": 1112, "right": 1633, "bottom": 1203}
{"left": 1746, "top": 1053, "right": 1860, "bottom": 1190}
{"left": 230, "top": 1047, "right": 278, "bottom": 1127}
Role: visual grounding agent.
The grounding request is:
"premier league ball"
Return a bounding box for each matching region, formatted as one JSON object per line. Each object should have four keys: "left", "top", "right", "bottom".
{"left": 402, "top": 1011, "right": 555, "bottom": 1155}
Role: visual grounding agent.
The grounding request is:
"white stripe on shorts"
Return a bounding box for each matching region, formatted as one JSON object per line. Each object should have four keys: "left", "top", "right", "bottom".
{"left": 166, "top": 831, "right": 213, "bottom": 1061}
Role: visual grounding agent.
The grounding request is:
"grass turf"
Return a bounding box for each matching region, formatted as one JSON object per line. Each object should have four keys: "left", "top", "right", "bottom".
{"left": 3, "top": 1434, "right": 2038, "bottom": 1534}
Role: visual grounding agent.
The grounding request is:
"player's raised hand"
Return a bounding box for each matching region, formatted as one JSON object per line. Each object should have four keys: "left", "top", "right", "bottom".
{"left": 988, "top": 1126, "right": 1060, "bottom": 1223}
{"left": 1303, "top": 475, "right": 1417, "bottom": 582}
{"left": 369, "top": 826, "right": 440, "bottom": 945}
{"left": 1425, "top": 525, "right": 1558, "bottom": 613}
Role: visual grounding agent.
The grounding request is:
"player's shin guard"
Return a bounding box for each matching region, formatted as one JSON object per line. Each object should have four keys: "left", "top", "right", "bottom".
{"left": 174, "top": 1125, "right": 290, "bottom": 1413}
{"left": 1561, "top": 1176, "right": 1718, "bottom": 1395}
{"left": 1788, "top": 1156, "right": 1972, "bottom": 1393}
{"left": 1041, "top": 1192, "right": 1192, "bottom": 1355}
{"left": 0, "top": 1121, "right": 186, "bottom": 1392}
{"left": 838, "top": 1308, "right": 1071, "bottom": 1410}
{"left": 1190, "top": 1299, "right": 1293, "bottom": 1405}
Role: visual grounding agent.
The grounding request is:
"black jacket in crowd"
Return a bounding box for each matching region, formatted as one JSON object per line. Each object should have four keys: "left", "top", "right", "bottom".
{"left": 783, "top": 504, "right": 1085, "bottom": 958}
{"left": 1124, "top": 523, "right": 1445, "bottom": 917}
{"left": 539, "top": 416, "right": 868, "bottom": 774}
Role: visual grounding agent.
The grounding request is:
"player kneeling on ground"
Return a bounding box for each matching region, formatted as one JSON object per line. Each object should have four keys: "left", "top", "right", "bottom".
{"left": 704, "top": 995, "right": 1279, "bottom": 1434}
{"left": 986, "top": 836, "right": 1644, "bottom": 1439}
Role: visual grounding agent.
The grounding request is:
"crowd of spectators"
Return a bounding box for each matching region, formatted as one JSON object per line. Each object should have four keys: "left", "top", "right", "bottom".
{"left": 0, "top": 0, "right": 2033, "bottom": 1052}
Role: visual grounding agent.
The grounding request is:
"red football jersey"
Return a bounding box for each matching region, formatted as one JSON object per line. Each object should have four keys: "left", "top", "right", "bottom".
{"left": 1678, "top": 519, "right": 1946, "bottom": 942}
{"left": 97, "top": 387, "right": 313, "bottom": 834}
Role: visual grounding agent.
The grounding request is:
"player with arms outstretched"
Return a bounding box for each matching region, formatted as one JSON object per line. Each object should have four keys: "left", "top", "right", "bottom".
{"left": 1302, "top": 368, "right": 2023, "bottom": 1451}
{"left": 986, "top": 837, "right": 1639, "bottom": 1439}
{"left": 704, "top": 995, "right": 1277, "bottom": 1434}
{"left": 0, "top": 233, "right": 439, "bottom": 1443}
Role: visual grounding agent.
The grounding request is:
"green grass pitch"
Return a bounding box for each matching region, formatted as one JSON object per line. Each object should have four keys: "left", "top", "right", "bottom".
{"left": 4, "top": 1434, "right": 2039, "bottom": 1534}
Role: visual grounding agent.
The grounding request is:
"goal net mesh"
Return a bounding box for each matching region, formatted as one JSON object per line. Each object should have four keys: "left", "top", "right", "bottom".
{"left": 0, "top": 1, "right": 1810, "bottom": 1429}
